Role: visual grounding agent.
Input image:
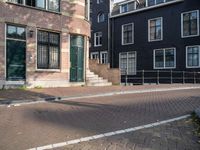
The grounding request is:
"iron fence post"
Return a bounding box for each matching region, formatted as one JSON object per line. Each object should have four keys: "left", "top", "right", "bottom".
{"left": 157, "top": 70, "right": 159, "bottom": 85}
{"left": 170, "top": 70, "right": 173, "bottom": 84}
{"left": 183, "top": 71, "right": 185, "bottom": 84}
{"left": 125, "top": 68, "right": 127, "bottom": 86}
{"left": 194, "top": 72, "right": 196, "bottom": 84}
{"left": 142, "top": 70, "right": 144, "bottom": 85}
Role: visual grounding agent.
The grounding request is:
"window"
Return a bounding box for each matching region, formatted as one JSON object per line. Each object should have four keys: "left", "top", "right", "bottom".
{"left": 122, "top": 23, "right": 134, "bottom": 45}
{"left": 91, "top": 52, "right": 99, "bottom": 60}
{"left": 181, "top": 10, "right": 199, "bottom": 38}
{"left": 97, "top": 0, "right": 103, "bottom": 4}
{"left": 8, "top": 0, "right": 60, "bottom": 12}
{"left": 119, "top": 51, "right": 137, "bottom": 75}
{"left": 147, "top": 0, "right": 166, "bottom": 6}
{"left": 94, "top": 32, "right": 102, "bottom": 47}
{"left": 186, "top": 46, "right": 200, "bottom": 68}
{"left": 148, "top": 17, "right": 163, "bottom": 42}
{"left": 100, "top": 51, "right": 108, "bottom": 64}
{"left": 97, "top": 13, "right": 105, "bottom": 23}
{"left": 120, "top": 4, "right": 128, "bottom": 13}
{"left": 37, "top": 30, "right": 60, "bottom": 69}
{"left": 154, "top": 48, "right": 176, "bottom": 69}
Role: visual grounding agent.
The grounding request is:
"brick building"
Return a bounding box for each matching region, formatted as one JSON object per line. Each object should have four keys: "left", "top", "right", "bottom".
{"left": 0, "top": 0, "right": 90, "bottom": 88}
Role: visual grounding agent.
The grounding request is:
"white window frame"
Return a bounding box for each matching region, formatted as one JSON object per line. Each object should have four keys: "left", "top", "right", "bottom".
{"left": 120, "top": 3, "right": 129, "bottom": 13}
{"left": 90, "top": 52, "right": 99, "bottom": 60}
{"left": 186, "top": 45, "right": 200, "bottom": 68}
{"left": 153, "top": 48, "right": 176, "bottom": 69}
{"left": 94, "top": 32, "right": 102, "bottom": 47}
{"left": 119, "top": 51, "right": 137, "bottom": 75}
{"left": 121, "top": 23, "right": 134, "bottom": 45}
{"left": 100, "top": 51, "right": 108, "bottom": 64}
{"left": 148, "top": 17, "right": 163, "bottom": 42}
{"left": 181, "top": 10, "right": 200, "bottom": 38}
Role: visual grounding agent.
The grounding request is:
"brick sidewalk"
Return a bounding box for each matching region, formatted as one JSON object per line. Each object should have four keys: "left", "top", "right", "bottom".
{"left": 0, "top": 89, "right": 200, "bottom": 150}
{"left": 0, "top": 84, "right": 200, "bottom": 105}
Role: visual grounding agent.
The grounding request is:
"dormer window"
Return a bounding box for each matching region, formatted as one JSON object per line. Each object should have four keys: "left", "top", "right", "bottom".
{"left": 147, "top": 0, "right": 165, "bottom": 7}
{"left": 120, "top": 4, "right": 129, "bottom": 13}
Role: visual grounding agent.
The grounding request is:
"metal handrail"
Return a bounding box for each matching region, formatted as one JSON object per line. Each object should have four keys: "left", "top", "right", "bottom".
{"left": 121, "top": 70, "right": 200, "bottom": 85}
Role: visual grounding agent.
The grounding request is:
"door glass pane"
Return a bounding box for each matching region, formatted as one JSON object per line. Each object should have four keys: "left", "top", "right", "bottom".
{"left": 7, "top": 40, "right": 26, "bottom": 80}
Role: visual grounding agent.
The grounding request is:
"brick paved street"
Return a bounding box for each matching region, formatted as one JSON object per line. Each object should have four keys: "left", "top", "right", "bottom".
{"left": 0, "top": 88, "right": 200, "bottom": 149}
{"left": 59, "top": 118, "right": 200, "bottom": 150}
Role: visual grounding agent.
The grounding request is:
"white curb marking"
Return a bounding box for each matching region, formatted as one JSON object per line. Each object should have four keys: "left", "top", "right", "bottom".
{"left": 27, "top": 114, "right": 190, "bottom": 150}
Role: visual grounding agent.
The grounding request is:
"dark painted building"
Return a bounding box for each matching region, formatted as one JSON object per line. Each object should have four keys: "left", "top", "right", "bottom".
{"left": 90, "top": 0, "right": 200, "bottom": 84}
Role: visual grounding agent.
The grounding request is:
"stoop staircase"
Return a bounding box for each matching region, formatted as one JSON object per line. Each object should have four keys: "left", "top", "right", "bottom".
{"left": 86, "top": 70, "right": 112, "bottom": 86}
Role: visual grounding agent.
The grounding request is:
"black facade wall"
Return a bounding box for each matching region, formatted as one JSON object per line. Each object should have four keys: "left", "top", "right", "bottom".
{"left": 111, "top": 0, "right": 200, "bottom": 72}
{"left": 90, "top": 1, "right": 110, "bottom": 55}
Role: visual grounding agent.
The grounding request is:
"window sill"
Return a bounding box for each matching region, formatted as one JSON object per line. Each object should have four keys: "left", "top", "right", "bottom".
{"left": 6, "top": 2, "right": 61, "bottom": 15}
{"left": 181, "top": 34, "right": 200, "bottom": 38}
{"left": 154, "top": 67, "right": 176, "bottom": 70}
{"left": 35, "top": 69, "right": 61, "bottom": 72}
{"left": 122, "top": 42, "right": 134, "bottom": 45}
{"left": 186, "top": 66, "right": 200, "bottom": 69}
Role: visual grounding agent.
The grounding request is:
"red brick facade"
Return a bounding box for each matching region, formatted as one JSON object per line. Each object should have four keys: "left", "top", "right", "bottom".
{"left": 0, "top": 0, "right": 90, "bottom": 88}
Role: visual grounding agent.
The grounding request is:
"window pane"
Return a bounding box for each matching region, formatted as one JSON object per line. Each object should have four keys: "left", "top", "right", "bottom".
{"left": 155, "top": 50, "right": 164, "bottom": 68}
{"left": 37, "top": 45, "right": 48, "bottom": 69}
{"left": 7, "top": 25, "right": 26, "bottom": 40}
{"left": 149, "top": 18, "right": 162, "bottom": 41}
{"left": 120, "top": 53, "right": 127, "bottom": 75}
{"left": 48, "top": 0, "right": 59, "bottom": 12}
{"left": 36, "top": 0, "right": 45, "bottom": 8}
{"left": 7, "top": 25, "right": 16, "bottom": 38}
{"left": 165, "top": 49, "right": 175, "bottom": 67}
{"left": 49, "top": 46, "right": 59, "bottom": 69}
{"left": 187, "top": 47, "right": 199, "bottom": 67}
{"left": 26, "top": 0, "right": 36, "bottom": 7}
{"left": 148, "top": 0, "right": 155, "bottom": 6}
{"left": 8, "top": 0, "right": 23, "bottom": 4}
{"left": 156, "top": 0, "right": 164, "bottom": 4}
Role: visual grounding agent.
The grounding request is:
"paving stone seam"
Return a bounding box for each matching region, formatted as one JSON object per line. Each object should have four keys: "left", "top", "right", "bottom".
{"left": 27, "top": 114, "right": 191, "bottom": 150}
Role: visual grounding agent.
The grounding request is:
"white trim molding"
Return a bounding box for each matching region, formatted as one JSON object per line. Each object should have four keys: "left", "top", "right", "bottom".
{"left": 181, "top": 10, "right": 200, "bottom": 38}
{"left": 94, "top": 32, "right": 102, "bottom": 47}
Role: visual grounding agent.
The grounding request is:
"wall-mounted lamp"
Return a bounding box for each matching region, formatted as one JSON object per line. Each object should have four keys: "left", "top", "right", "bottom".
{"left": 29, "top": 30, "right": 34, "bottom": 38}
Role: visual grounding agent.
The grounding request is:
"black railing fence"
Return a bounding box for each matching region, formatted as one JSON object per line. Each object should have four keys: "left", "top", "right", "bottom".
{"left": 121, "top": 70, "right": 200, "bottom": 85}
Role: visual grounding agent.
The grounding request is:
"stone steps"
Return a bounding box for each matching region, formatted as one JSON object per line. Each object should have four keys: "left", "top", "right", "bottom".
{"left": 86, "top": 70, "right": 112, "bottom": 86}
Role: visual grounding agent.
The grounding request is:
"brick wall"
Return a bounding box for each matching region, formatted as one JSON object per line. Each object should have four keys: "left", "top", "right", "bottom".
{"left": 89, "top": 59, "right": 121, "bottom": 85}
{"left": 0, "top": 0, "right": 90, "bottom": 87}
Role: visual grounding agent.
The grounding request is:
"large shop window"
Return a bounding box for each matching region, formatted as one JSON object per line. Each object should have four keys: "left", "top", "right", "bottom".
{"left": 119, "top": 51, "right": 137, "bottom": 75}
{"left": 182, "top": 10, "right": 199, "bottom": 38}
{"left": 186, "top": 46, "right": 200, "bottom": 68}
{"left": 37, "top": 30, "right": 60, "bottom": 69}
{"left": 8, "top": 0, "right": 60, "bottom": 12}
{"left": 154, "top": 48, "right": 176, "bottom": 69}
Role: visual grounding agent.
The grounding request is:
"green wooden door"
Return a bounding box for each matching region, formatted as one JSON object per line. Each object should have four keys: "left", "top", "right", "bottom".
{"left": 70, "top": 35, "right": 84, "bottom": 82}
{"left": 6, "top": 40, "right": 26, "bottom": 80}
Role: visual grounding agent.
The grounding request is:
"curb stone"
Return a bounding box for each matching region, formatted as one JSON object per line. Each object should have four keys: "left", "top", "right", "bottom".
{"left": 0, "top": 86, "right": 200, "bottom": 107}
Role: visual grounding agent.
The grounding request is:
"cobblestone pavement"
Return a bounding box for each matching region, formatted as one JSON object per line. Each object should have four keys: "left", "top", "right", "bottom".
{"left": 0, "top": 89, "right": 200, "bottom": 149}
{"left": 0, "top": 84, "right": 199, "bottom": 102}
{"left": 59, "top": 118, "right": 200, "bottom": 150}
